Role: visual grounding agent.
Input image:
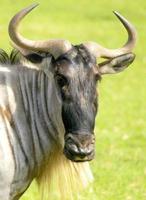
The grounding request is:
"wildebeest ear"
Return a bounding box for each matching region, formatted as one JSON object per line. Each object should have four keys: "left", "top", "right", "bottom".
{"left": 24, "top": 53, "right": 44, "bottom": 63}
{"left": 98, "top": 53, "right": 135, "bottom": 75}
{"left": 12, "top": 43, "right": 45, "bottom": 63}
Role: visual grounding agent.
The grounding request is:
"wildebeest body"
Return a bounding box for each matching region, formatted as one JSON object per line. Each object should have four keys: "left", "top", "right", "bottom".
{"left": 0, "top": 3, "right": 137, "bottom": 200}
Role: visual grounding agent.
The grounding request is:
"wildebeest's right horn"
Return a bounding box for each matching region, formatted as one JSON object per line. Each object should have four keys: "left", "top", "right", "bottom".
{"left": 8, "top": 4, "right": 72, "bottom": 58}
{"left": 83, "top": 11, "right": 137, "bottom": 58}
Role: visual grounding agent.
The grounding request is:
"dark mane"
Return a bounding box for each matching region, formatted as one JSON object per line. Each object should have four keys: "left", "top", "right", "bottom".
{"left": 0, "top": 49, "right": 21, "bottom": 65}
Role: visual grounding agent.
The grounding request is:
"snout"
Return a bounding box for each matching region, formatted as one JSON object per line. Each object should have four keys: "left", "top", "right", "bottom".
{"left": 64, "top": 133, "right": 95, "bottom": 162}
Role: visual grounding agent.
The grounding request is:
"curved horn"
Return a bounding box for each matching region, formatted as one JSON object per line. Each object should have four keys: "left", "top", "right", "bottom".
{"left": 8, "top": 4, "right": 72, "bottom": 58}
{"left": 83, "top": 11, "right": 137, "bottom": 58}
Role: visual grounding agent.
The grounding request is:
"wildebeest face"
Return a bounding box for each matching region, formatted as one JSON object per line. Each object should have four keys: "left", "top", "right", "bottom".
{"left": 22, "top": 46, "right": 135, "bottom": 162}
{"left": 23, "top": 45, "right": 135, "bottom": 162}
{"left": 54, "top": 45, "right": 100, "bottom": 162}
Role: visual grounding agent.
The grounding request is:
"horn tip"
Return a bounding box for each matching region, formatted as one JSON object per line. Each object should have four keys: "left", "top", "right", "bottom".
{"left": 29, "top": 3, "right": 39, "bottom": 10}
{"left": 113, "top": 11, "right": 121, "bottom": 17}
{"left": 113, "top": 11, "right": 127, "bottom": 24}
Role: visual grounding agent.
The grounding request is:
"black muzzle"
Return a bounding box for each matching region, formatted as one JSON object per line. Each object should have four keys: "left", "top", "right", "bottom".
{"left": 64, "top": 133, "right": 95, "bottom": 162}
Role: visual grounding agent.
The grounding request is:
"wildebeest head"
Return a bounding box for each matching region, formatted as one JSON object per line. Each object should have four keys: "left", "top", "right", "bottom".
{"left": 8, "top": 4, "right": 136, "bottom": 162}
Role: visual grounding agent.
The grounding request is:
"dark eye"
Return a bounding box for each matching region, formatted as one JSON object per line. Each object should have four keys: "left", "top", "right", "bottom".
{"left": 95, "top": 73, "right": 102, "bottom": 82}
{"left": 55, "top": 74, "right": 69, "bottom": 88}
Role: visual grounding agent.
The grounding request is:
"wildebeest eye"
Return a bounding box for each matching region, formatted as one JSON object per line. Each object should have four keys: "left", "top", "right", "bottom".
{"left": 55, "top": 74, "right": 69, "bottom": 88}
{"left": 95, "top": 73, "right": 102, "bottom": 82}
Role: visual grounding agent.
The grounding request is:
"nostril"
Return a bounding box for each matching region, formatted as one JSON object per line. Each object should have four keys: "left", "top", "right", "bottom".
{"left": 78, "top": 147, "right": 93, "bottom": 156}
{"left": 65, "top": 143, "right": 79, "bottom": 154}
{"left": 79, "top": 148, "right": 87, "bottom": 156}
{"left": 70, "top": 144, "right": 79, "bottom": 154}
{"left": 65, "top": 141, "right": 94, "bottom": 156}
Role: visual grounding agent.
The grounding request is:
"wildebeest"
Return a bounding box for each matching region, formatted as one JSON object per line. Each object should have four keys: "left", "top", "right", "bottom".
{"left": 0, "top": 3, "right": 137, "bottom": 200}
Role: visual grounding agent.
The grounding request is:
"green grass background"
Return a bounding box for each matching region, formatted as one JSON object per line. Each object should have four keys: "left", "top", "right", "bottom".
{"left": 0, "top": 0, "right": 146, "bottom": 199}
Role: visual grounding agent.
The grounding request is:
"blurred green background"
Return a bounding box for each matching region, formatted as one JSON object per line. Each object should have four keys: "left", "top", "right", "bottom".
{"left": 1, "top": 0, "right": 146, "bottom": 199}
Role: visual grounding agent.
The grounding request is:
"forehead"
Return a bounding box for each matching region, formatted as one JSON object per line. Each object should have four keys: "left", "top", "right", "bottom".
{"left": 55, "top": 45, "right": 97, "bottom": 77}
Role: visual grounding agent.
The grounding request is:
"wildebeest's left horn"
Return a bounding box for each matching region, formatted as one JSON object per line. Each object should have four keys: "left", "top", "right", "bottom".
{"left": 8, "top": 4, "right": 72, "bottom": 58}
{"left": 83, "top": 11, "right": 137, "bottom": 58}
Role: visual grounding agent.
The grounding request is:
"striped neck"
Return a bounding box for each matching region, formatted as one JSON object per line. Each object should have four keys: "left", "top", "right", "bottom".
{"left": 18, "top": 67, "right": 65, "bottom": 167}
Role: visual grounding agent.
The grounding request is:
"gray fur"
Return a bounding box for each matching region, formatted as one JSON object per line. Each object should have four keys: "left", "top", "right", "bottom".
{"left": 0, "top": 64, "right": 64, "bottom": 199}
